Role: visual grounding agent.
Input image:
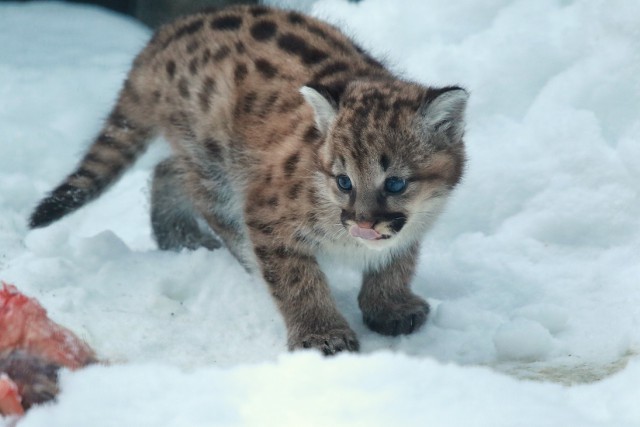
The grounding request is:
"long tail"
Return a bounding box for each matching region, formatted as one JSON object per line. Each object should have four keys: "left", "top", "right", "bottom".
{"left": 29, "top": 85, "right": 155, "bottom": 229}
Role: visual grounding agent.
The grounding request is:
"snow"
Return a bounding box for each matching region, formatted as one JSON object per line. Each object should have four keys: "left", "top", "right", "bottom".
{"left": 0, "top": 0, "right": 639, "bottom": 425}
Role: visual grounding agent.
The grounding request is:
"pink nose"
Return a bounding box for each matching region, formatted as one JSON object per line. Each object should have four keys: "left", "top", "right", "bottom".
{"left": 356, "top": 221, "right": 375, "bottom": 229}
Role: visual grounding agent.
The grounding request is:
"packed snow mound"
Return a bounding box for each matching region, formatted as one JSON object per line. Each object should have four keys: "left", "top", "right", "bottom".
{"left": 1, "top": 0, "right": 639, "bottom": 425}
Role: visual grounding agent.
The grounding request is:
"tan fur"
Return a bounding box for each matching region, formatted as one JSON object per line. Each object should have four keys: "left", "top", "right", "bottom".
{"left": 30, "top": 5, "right": 468, "bottom": 354}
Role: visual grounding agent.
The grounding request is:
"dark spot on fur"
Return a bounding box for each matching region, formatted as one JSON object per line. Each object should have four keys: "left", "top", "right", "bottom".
{"left": 277, "top": 33, "right": 328, "bottom": 65}
{"left": 95, "top": 136, "right": 135, "bottom": 163}
{"left": 212, "top": 45, "right": 231, "bottom": 62}
{"left": 254, "top": 245, "right": 269, "bottom": 261}
{"left": 235, "top": 41, "right": 246, "bottom": 54}
{"left": 302, "top": 125, "right": 321, "bottom": 143}
{"left": 250, "top": 20, "right": 277, "bottom": 41}
{"left": 267, "top": 196, "right": 279, "bottom": 207}
{"left": 308, "top": 188, "right": 319, "bottom": 205}
{"left": 248, "top": 220, "right": 275, "bottom": 235}
{"left": 201, "top": 48, "right": 211, "bottom": 64}
{"left": 72, "top": 167, "right": 100, "bottom": 184}
{"left": 288, "top": 182, "right": 302, "bottom": 199}
{"left": 283, "top": 152, "right": 300, "bottom": 177}
{"left": 389, "top": 111, "right": 400, "bottom": 130}
{"left": 83, "top": 152, "right": 106, "bottom": 166}
{"left": 203, "top": 137, "right": 222, "bottom": 158}
{"left": 255, "top": 58, "right": 278, "bottom": 79}
{"left": 278, "top": 97, "right": 304, "bottom": 113}
{"left": 178, "top": 77, "right": 190, "bottom": 99}
{"left": 234, "top": 63, "right": 248, "bottom": 83}
{"left": 173, "top": 19, "right": 204, "bottom": 44}
{"left": 364, "top": 54, "right": 384, "bottom": 68}
{"left": 165, "top": 60, "right": 176, "bottom": 80}
{"left": 109, "top": 109, "right": 133, "bottom": 130}
{"left": 249, "top": 5, "right": 270, "bottom": 17}
{"left": 287, "top": 11, "right": 306, "bottom": 25}
{"left": 259, "top": 92, "right": 279, "bottom": 117}
{"left": 199, "top": 77, "right": 216, "bottom": 111}
{"left": 189, "top": 57, "right": 199, "bottom": 75}
{"left": 168, "top": 111, "right": 195, "bottom": 139}
{"left": 210, "top": 15, "right": 242, "bottom": 31}
{"left": 313, "top": 61, "right": 349, "bottom": 81}
{"left": 186, "top": 40, "right": 200, "bottom": 54}
{"left": 123, "top": 79, "right": 140, "bottom": 104}
{"left": 243, "top": 91, "right": 257, "bottom": 113}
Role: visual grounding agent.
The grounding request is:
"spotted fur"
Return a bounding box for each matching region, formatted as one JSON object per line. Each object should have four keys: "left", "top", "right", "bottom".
{"left": 29, "top": 5, "right": 468, "bottom": 354}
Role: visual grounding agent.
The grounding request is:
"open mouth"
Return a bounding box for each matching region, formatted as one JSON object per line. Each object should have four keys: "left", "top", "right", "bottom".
{"left": 348, "top": 225, "right": 390, "bottom": 241}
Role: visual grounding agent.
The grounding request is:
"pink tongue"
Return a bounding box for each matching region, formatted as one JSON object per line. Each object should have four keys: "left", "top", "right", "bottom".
{"left": 349, "top": 225, "right": 382, "bottom": 240}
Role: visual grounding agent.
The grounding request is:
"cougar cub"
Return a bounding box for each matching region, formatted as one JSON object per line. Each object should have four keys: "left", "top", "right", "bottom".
{"left": 29, "top": 5, "right": 468, "bottom": 354}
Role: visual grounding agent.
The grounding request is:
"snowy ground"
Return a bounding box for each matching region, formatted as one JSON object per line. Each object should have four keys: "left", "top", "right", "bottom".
{"left": 1, "top": 0, "right": 639, "bottom": 425}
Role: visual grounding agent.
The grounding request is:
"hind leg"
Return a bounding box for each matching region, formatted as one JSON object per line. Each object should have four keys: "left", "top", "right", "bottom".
{"left": 151, "top": 158, "right": 221, "bottom": 251}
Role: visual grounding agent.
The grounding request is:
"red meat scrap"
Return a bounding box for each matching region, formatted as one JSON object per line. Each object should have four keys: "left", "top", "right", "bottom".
{"left": 0, "top": 283, "right": 97, "bottom": 416}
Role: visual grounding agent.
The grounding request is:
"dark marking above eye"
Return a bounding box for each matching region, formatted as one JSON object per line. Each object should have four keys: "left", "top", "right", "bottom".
{"left": 380, "top": 154, "right": 390, "bottom": 171}
{"left": 250, "top": 20, "right": 277, "bottom": 41}
{"left": 255, "top": 58, "right": 278, "bottom": 79}
{"left": 210, "top": 15, "right": 243, "bottom": 31}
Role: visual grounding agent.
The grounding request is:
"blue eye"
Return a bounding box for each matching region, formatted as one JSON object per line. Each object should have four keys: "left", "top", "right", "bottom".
{"left": 384, "top": 177, "right": 407, "bottom": 194}
{"left": 336, "top": 175, "right": 352, "bottom": 192}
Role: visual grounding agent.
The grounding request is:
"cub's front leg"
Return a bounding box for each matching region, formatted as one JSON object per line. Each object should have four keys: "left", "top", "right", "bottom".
{"left": 250, "top": 237, "right": 359, "bottom": 355}
{"left": 359, "top": 243, "right": 430, "bottom": 336}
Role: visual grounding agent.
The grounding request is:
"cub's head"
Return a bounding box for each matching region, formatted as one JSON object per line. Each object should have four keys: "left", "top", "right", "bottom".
{"left": 301, "top": 80, "right": 468, "bottom": 249}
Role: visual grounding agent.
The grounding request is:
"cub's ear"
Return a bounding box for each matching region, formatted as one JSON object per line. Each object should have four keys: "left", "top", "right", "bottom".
{"left": 300, "top": 85, "right": 338, "bottom": 135}
{"left": 417, "top": 87, "right": 469, "bottom": 144}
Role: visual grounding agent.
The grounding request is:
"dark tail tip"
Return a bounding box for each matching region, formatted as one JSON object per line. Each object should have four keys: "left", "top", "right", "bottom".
{"left": 29, "top": 184, "right": 91, "bottom": 229}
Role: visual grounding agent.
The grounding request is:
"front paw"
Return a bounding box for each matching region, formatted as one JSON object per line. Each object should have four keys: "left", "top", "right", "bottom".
{"left": 362, "top": 295, "right": 430, "bottom": 336}
{"left": 289, "top": 327, "right": 360, "bottom": 355}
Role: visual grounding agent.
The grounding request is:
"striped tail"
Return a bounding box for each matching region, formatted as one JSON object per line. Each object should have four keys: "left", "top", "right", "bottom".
{"left": 29, "top": 98, "right": 155, "bottom": 229}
